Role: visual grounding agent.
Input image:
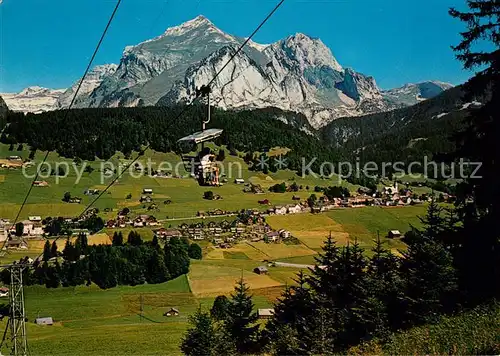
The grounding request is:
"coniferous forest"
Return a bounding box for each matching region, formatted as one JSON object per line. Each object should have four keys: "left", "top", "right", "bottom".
{"left": 0, "top": 232, "right": 198, "bottom": 290}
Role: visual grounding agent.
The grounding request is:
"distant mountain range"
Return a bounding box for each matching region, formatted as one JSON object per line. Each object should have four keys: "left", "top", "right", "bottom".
{"left": 2, "top": 16, "right": 453, "bottom": 128}
{"left": 0, "top": 87, "right": 65, "bottom": 114}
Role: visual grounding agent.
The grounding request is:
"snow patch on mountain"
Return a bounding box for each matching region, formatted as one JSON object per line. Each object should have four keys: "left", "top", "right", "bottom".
{"left": 1, "top": 87, "right": 65, "bottom": 114}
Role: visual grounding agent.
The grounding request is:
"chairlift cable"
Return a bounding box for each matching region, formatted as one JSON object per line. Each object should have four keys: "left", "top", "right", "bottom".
{"left": 0, "top": 0, "right": 124, "bottom": 254}
{"left": 64, "top": 0, "right": 286, "bottom": 231}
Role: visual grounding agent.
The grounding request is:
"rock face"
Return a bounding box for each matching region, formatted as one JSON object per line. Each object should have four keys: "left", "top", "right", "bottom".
{"left": 56, "top": 64, "right": 118, "bottom": 109}
{"left": 7, "top": 16, "right": 453, "bottom": 126}
{"left": 0, "top": 87, "right": 65, "bottom": 114}
{"left": 0, "top": 95, "right": 8, "bottom": 118}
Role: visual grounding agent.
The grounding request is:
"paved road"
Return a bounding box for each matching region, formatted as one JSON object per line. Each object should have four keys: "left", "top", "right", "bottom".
{"left": 273, "top": 262, "right": 316, "bottom": 269}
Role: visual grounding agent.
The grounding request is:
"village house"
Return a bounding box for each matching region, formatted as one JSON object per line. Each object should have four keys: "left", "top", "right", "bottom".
{"left": 6, "top": 239, "right": 28, "bottom": 250}
{"left": 155, "top": 228, "right": 182, "bottom": 240}
{"left": 20, "top": 220, "right": 44, "bottom": 236}
{"left": 7, "top": 156, "right": 22, "bottom": 161}
{"left": 140, "top": 195, "right": 153, "bottom": 203}
{"left": 69, "top": 197, "right": 82, "bottom": 204}
{"left": 133, "top": 218, "right": 145, "bottom": 227}
{"left": 287, "top": 204, "right": 303, "bottom": 214}
{"left": 266, "top": 231, "right": 280, "bottom": 243}
{"left": 388, "top": 230, "right": 402, "bottom": 239}
{"left": 254, "top": 266, "right": 268, "bottom": 275}
{"left": 35, "top": 317, "right": 54, "bottom": 326}
{"left": 234, "top": 179, "right": 245, "bottom": 184}
{"left": 258, "top": 308, "right": 274, "bottom": 320}
{"left": 278, "top": 229, "right": 291, "bottom": 239}
{"left": 0, "top": 287, "right": 9, "bottom": 298}
{"left": 145, "top": 216, "right": 159, "bottom": 226}
{"left": 106, "top": 219, "right": 117, "bottom": 228}
{"left": 143, "top": 188, "right": 153, "bottom": 194}
{"left": 28, "top": 216, "right": 42, "bottom": 222}
{"left": 274, "top": 206, "right": 287, "bottom": 215}
{"left": 32, "top": 180, "right": 49, "bottom": 187}
{"left": 164, "top": 308, "right": 179, "bottom": 317}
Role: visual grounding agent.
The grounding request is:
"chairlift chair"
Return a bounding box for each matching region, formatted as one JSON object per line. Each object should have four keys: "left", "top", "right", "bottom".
{"left": 176, "top": 85, "right": 224, "bottom": 186}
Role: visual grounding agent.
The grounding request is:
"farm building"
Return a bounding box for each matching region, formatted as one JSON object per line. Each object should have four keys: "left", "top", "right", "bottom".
{"left": 254, "top": 266, "right": 268, "bottom": 275}
{"left": 35, "top": 317, "right": 54, "bottom": 326}
{"left": 388, "top": 230, "right": 402, "bottom": 239}
{"left": 143, "top": 188, "right": 153, "bottom": 194}
{"left": 6, "top": 239, "right": 28, "bottom": 250}
{"left": 164, "top": 308, "right": 179, "bottom": 317}
{"left": 32, "top": 180, "right": 49, "bottom": 187}
{"left": 0, "top": 287, "right": 8, "bottom": 298}
{"left": 234, "top": 179, "right": 245, "bottom": 184}
{"left": 258, "top": 308, "right": 274, "bottom": 320}
{"left": 266, "top": 231, "right": 280, "bottom": 242}
{"left": 28, "top": 216, "right": 42, "bottom": 222}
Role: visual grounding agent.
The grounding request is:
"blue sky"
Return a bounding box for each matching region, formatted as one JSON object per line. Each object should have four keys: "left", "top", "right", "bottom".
{"left": 0, "top": 0, "right": 474, "bottom": 92}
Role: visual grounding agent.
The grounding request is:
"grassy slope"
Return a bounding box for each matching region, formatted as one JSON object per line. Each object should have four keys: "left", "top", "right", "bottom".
{"left": 0, "top": 144, "right": 436, "bottom": 354}
{"left": 349, "top": 303, "right": 500, "bottom": 355}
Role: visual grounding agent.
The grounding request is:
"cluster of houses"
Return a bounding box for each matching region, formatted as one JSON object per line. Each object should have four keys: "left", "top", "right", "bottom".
{"left": 153, "top": 210, "right": 292, "bottom": 248}
{"left": 0, "top": 216, "right": 44, "bottom": 243}
{"left": 106, "top": 214, "right": 159, "bottom": 229}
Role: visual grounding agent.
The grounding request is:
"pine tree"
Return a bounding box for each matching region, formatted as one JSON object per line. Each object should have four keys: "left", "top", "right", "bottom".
{"left": 127, "top": 231, "right": 143, "bottom": 246}
{"left": 63, "top": 239, "right": 79, "bottom": 262}
{"left": 365, "top": 234, "right": 403, "bottom": 335}
{"left": 308, "top": 233, "right": 341, "bottom": 306}
{"left": 146, "top": 248, "right": 170, "bottom": 284}
{"left": 400, "top": 233, "right": 458, "bottom": 326}
{"left": 450, "top": 0, "right": 500, "bottom": 302}
{"left": 50, "top": 240, "right": 58, "bottom": 258}
{"left": 265, "top": 271, "right": 315, "bottom": 354}
{"left": 75, "top": 232, "right": 88, "bottom": 255}
{"left": 180, "top": 308, "right": 235, "bottom": 356}
{"left": 211, "top": 295, "right": 230, "bottom": 321}
{"left": 418, "top": 197, "right": 445, "bottom": 241}
{"left": 43, "top": 240, "right": 51, "bottom": 262}
{"left": 188, "top": 243, "right": 203, "bottom": 260}
{"left": 164, "top": 237, "right": 190, "bottom": 278}
{"left": 300, "top": 305, "right": 336, "bottom": 355}
{"left": 151, "top": 234, "right": 160, "bottom": 248}
{"left": 112, "top": 231, "right": 123, "bottom": 246}
{"left": 224, "top": 278, "right": 260, "bottom": 354}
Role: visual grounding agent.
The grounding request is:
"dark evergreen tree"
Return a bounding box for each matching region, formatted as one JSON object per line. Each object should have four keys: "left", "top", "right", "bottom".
{"left": 50, "top": 240, "right": 58, "bottom": 258}
{"left": 164, "top": 237, "right": 190, "bottom": 278}
{"left": 42, "top": 240, "right": 51, "bottom": 262}
{"left": 364, "top": 235, "right": 403, "bottom": 335}
{"left": 127, "top": 231, "right": 143, "bottom": 246}
{"left": 112, "top": 231, "right": 124, "bottom": 246}
{"left": 145, "top": 248, "right": 170, "bottom": 284}
{"left": 15, "top": 222, "right": 24, "bottom": 237}
{"left": 188, "top": 243, "right": 203, "bottom": 260}
{"left": 210, "top": 295, "right": 230, "bottom": 321}
{"left": 151, "top": 234, "right": 160, "bottom": 249}
{"left": 400, "top": 233, "right": 458, "bottom": 326}
{"left": 63, "top": 239, "right": 79, "bottom": 262}
{"left": 265, "top": 271, "right": 315, "bottom": 354}
{"left": 224, "top": 278, "right": 260, "bottom": 354}
{"left": 75, "top": 232, "right": 88, "bottom": 255}
{"left": 449, "top": 0, "right": 500, "bottom": 303}
{"left": 180, "top": 308, "right": 235, "bottom": 356}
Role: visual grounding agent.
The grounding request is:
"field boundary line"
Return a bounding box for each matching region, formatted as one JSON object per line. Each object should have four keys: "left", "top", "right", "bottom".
{"left": 245, "top": 242, "right": 272, "bottom": 260}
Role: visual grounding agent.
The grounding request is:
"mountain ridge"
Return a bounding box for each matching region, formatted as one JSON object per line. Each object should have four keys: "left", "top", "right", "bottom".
{"left": 4, "top": 15, "right": 453, "bottom": 125}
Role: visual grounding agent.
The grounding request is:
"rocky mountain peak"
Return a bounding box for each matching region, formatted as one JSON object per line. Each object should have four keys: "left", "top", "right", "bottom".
{"left": 273, "top": 33, "right": 343, "bottom": 73}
